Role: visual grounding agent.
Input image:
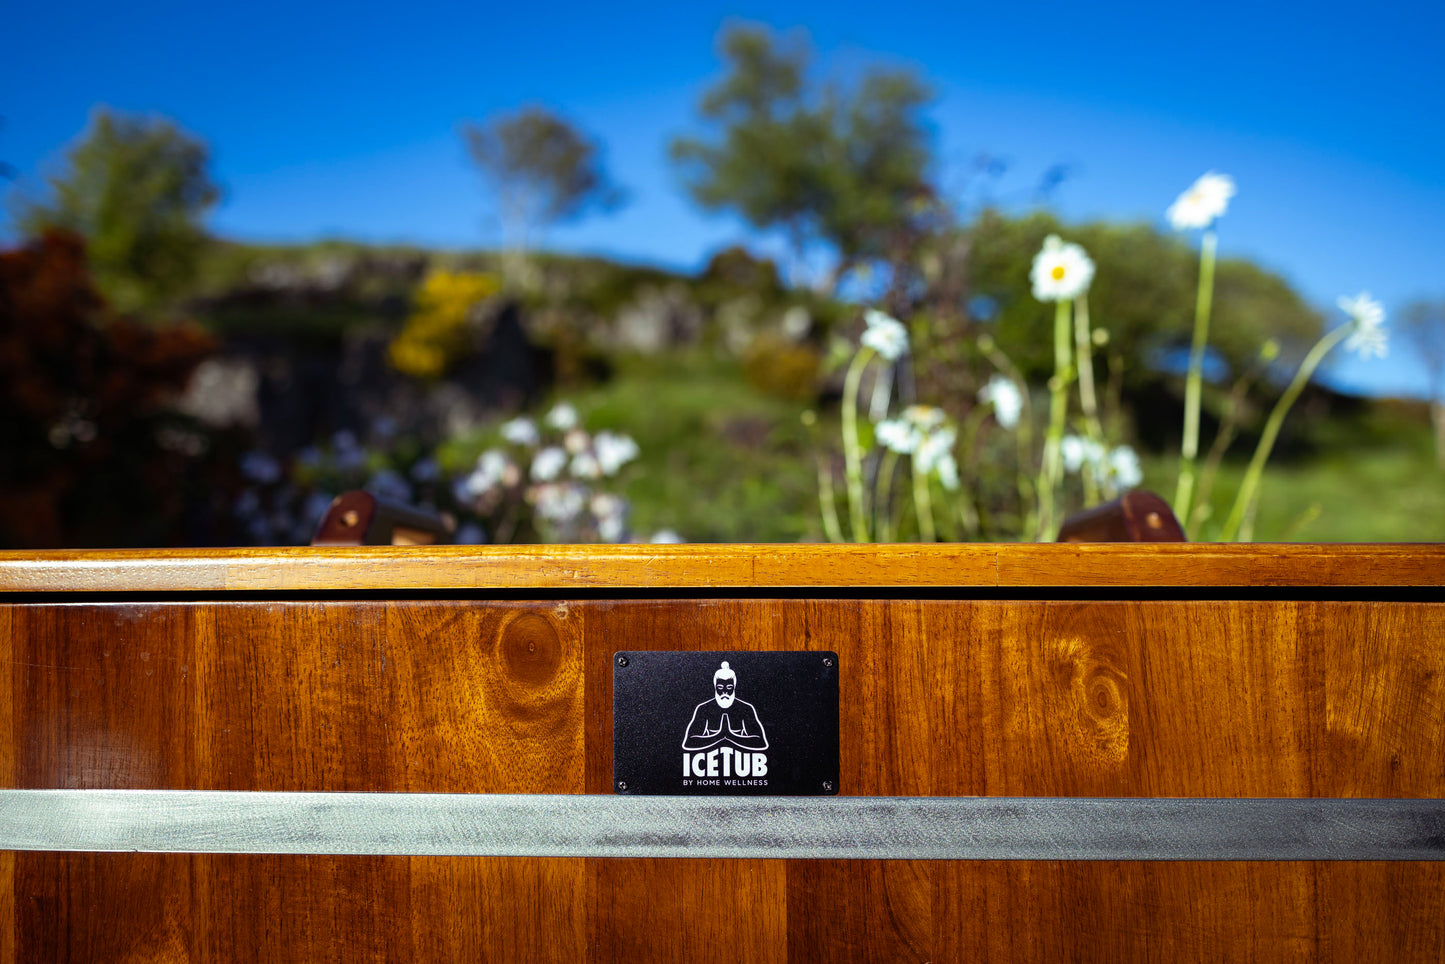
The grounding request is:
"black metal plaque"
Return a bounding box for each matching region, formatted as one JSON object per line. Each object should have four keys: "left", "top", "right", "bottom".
{"left": 613, "top": 650, "right": 839, "bottom": 796}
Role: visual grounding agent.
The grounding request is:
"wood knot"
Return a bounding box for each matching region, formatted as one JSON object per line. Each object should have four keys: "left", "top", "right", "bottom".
{"left": 1048, "top": 636, "right": 1128, "bottom": 767}
{"left": 498, "top": 612, "right": 562, "bottom": 689}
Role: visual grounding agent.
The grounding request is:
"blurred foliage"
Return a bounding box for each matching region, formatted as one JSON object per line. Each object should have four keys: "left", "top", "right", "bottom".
{"left": 742, "top": 332, "right": 821, "bottom": 402}
{"left": 672, "top": 23, "right": 935, "bottom": 292}
{"left": 1399, "top": 299, "right": 1445, "bottom": 465}
{"left": 13, "top": 108, "right": 219, "bottom": 316}
{"left": 462, "top": 106, "right": 624, "bottom": 280}
{"left": 388, "top": 269, "right": 500, "bottom": 378}
{"left": 0, "top": 231, "right": 218, "bottom": 547}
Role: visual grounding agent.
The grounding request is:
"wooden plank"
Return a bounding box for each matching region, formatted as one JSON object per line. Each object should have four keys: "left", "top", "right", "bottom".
{"left": 590, "top": 858, "right": 787, "bottom": 963}
{"left": 2, "top": 543, "right": 1444, "bottom": 593}
{"left": 9, "top": 605, "right": 197, "bottom": 961}
{"left": 3, "top": 597, "right": 1444, "bottom": 960}
{"left": 1311, "top": 602, "right": 1445, "bottom": 961}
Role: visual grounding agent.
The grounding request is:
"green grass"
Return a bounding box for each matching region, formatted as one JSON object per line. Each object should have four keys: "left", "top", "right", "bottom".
{"left": 442, "top": 349, "right": 1445, "bottom": 545}
{"left": 440, "top": 351, "right": 825, "bottom": 543}
{"left": 574, "top": 352, "right": 824, "bottom": 542}
{"left": 1147, "top": 415, "right": 1445, "bottom": 542}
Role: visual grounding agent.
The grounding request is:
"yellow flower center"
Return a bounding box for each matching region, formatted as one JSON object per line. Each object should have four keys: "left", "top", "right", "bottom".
{"left": 1051, "top": 265, "right": 1066, "bottom": 281}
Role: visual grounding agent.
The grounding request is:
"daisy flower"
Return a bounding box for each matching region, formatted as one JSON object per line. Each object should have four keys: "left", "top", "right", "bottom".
{"left": 500, "top": 416, "right": 540, "bottom": 446}
{"left": 1338, "top": 292, "right": 1388, "bottom": 359}
{"left": 915, "top": 425, "right": 957, "bottom": 475}
{"left": 1167, "top": 172, "right": 1235, "bottom": 230}
{"left": 934, "top": 453, "right": 961, "bottom": 492}
{"left": 530, "top": 446, "right": 567, "bottom": 482}
{"left": 1061, "top": 435, "right": 1104, "bottom": 474}
{"left": 594, "top": 431, "right": 640, "bottom": 476}
{"left": 875, "top": 418, "right": 919, "bottom": 454}
{"left": 563, "top": 428, "right": 591, "bottom": 455}
{"left": 461, "top": 450, "right": 511, "bottom": 498}
{"left": 1107, "top": 446, "right": 1143, "bottom": 489}
{"left": 978, "top": 375, "right": 1023, "bottom": 429}
{"left": 1030, "top": 235, "right": 1095, "bottom": 302}
{"left": 545, "top": 402, "right": 579, "bottom": 431}
{"left": 861, "top": 309, "right": 909, "bottom": 361}
{"left": 903, "top": 405, "right": 946, "bottom": 431}
{"left": 570, "top": 452, "right": 603, "bottom": 479}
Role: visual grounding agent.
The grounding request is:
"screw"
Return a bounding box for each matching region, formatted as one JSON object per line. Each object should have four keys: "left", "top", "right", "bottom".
{"left": 616, "top": 781, "right": 628, "bottom": 792}
{"left": 822, "top": 656, "right": 834, "bottom": 668}
{"left": 822, "top": 781, "right": 834, "bottom": 792}
{"left": 616, "top": 655, "right": 629, "bottom": 667}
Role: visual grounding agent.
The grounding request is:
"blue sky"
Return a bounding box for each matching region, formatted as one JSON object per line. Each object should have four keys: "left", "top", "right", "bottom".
{"left": 5, "top": 0, "right": 1443, "bottom": 396}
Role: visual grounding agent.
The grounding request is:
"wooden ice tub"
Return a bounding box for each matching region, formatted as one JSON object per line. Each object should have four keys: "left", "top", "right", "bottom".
{"left": 1, "top": 544, "right": 1442, "bottom": 961}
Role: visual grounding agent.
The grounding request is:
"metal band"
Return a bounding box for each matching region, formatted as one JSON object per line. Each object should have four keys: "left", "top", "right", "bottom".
{"left": 1, "top": 791, "right": 1442, "bottom": 861}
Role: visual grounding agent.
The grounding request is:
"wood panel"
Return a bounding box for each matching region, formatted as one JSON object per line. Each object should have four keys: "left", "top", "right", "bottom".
{"left": 0, "top": 596, "right": 1442, "bottom": 961}
{"left": 4, "top": 543, "right": 1445, "bottom": 593}
{"left": 0, "top": 605, "right": 11, "bottom": 964}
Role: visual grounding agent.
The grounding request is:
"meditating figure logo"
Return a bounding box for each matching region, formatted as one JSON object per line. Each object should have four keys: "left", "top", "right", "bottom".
{"left": 682, "top": 661, "right": 769, "bottom": 751}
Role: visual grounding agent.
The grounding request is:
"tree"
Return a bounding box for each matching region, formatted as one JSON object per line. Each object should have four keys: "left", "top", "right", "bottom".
{"left": 1400, "top": 300, "right": 1445, "bottom": 467}
{"left": 14, "top": 108, "right": 220, "bottom": 314}
{"left": 671, "top": 23, "right": 937, "bottom": 293}
{"left": 461, "top": 107, "right": 624, "bottom": 277}
{"left": 0, "top": 231, "right": 215, "bottom": 547}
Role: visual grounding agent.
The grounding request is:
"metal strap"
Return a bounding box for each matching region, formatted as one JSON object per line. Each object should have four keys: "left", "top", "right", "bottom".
{"left": 1, "top": 791, "right": 1441, "bottom": 860}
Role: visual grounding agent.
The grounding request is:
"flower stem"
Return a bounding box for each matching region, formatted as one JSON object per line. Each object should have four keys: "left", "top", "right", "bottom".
{"left": 1074, "top": 295, "right": 1104, "bottom": 441}
{"left": 816, "top": 456, "right": 845, "bottom": 544}
{"left": 1189, "top": 352, "right": 1269, "bottom": 538}
{"left": 979, "top": 340, "right": 1036, "bottom": 532}
{"left": 841, "top": 346, "right": 876, "bottom": 542}
{"left": 869, "top": 362, "right": 894, "bottom": 422}
{"left": 876, "top": 447, "right": 901, "bottom": 542}
{"left": 1037, "top": 299, "right": 1073, "bottom": 540}
{"left": 912, "top": 456, "right": 936, "bottom": 543}
{"left": 1220, "top": 324, "right": 1350, "bottom": 541}
{"left": 957, "top": 406, "right": 989, "bottom": 539}
{"left": 1174, "top": 229, "right": 1218, "bottom": 521}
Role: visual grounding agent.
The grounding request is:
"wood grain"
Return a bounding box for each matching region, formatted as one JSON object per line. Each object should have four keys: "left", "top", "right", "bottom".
{"left": 1, "top": 592, "right": 1442, "bottom": 960}
{"left": 3, "top": 543, "right": 1445, "bottom": 592}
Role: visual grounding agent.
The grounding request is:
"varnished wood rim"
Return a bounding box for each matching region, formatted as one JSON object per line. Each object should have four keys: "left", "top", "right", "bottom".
{"left": 0, "top": 543, "right": 1442, "bottom": 592}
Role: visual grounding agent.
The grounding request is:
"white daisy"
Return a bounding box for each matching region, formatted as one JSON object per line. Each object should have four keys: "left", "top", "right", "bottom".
{"left": 875, "top": 418, "right": 919, "bottom": 454}
{"left": 500, "top": 416, "right": 540, "bottom": 446}
{"left": 934, "top": 453, "right": 961, "bottom": 492}
{"left": 590, "top": 493, "right": 628, "bottom": 542}
{"left": 978, "top": 375, "right": 1023, "bottom": 429}
{"left": 1107, "top": 446, "right": 1143, "bottom": 489}
{"left": 1061, "top": 435, "right": 1104, "bottom": 474}
{"left": 915, "top": 425, "right": 957, "bottom": 475}
{"left": 530, "top": 446, "right": 567, "bottom": 482}
{"left": 861, "top": 309, "right": 909, "bottom": 361}
{"left": 533, "top": 483, "right": 585, "bottom": 522}
{"left": 570, "top": 452, "right": 602, "bottom": 479}
{"left": 594, "top": 431, "right": 640, "bottom": 476}
{"left": 598, "top": 513, "right": 627, "bottom": 543}
{"left": 650, "top": 529, "right": 685, "bottom": 543}
{"left": 1030, "top": 235, "right": 1095, "bottom": 302}
{"left": 463, "top": 449, "right": 510, "bottom": 496}
{"left": 545, "top": 402, "right": 578, "bottom": 431}
{"left": 563, "top": 428, "right": 591, "bottom": 455}
{"left": 1338, "top": 292, "right": 1388, "bottom": 359}
{"left": 903, "top": 405, "right": 947, "bottom": 431}
{"left": 1167, "top": 172, "right": 1235, "bottom": 230}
